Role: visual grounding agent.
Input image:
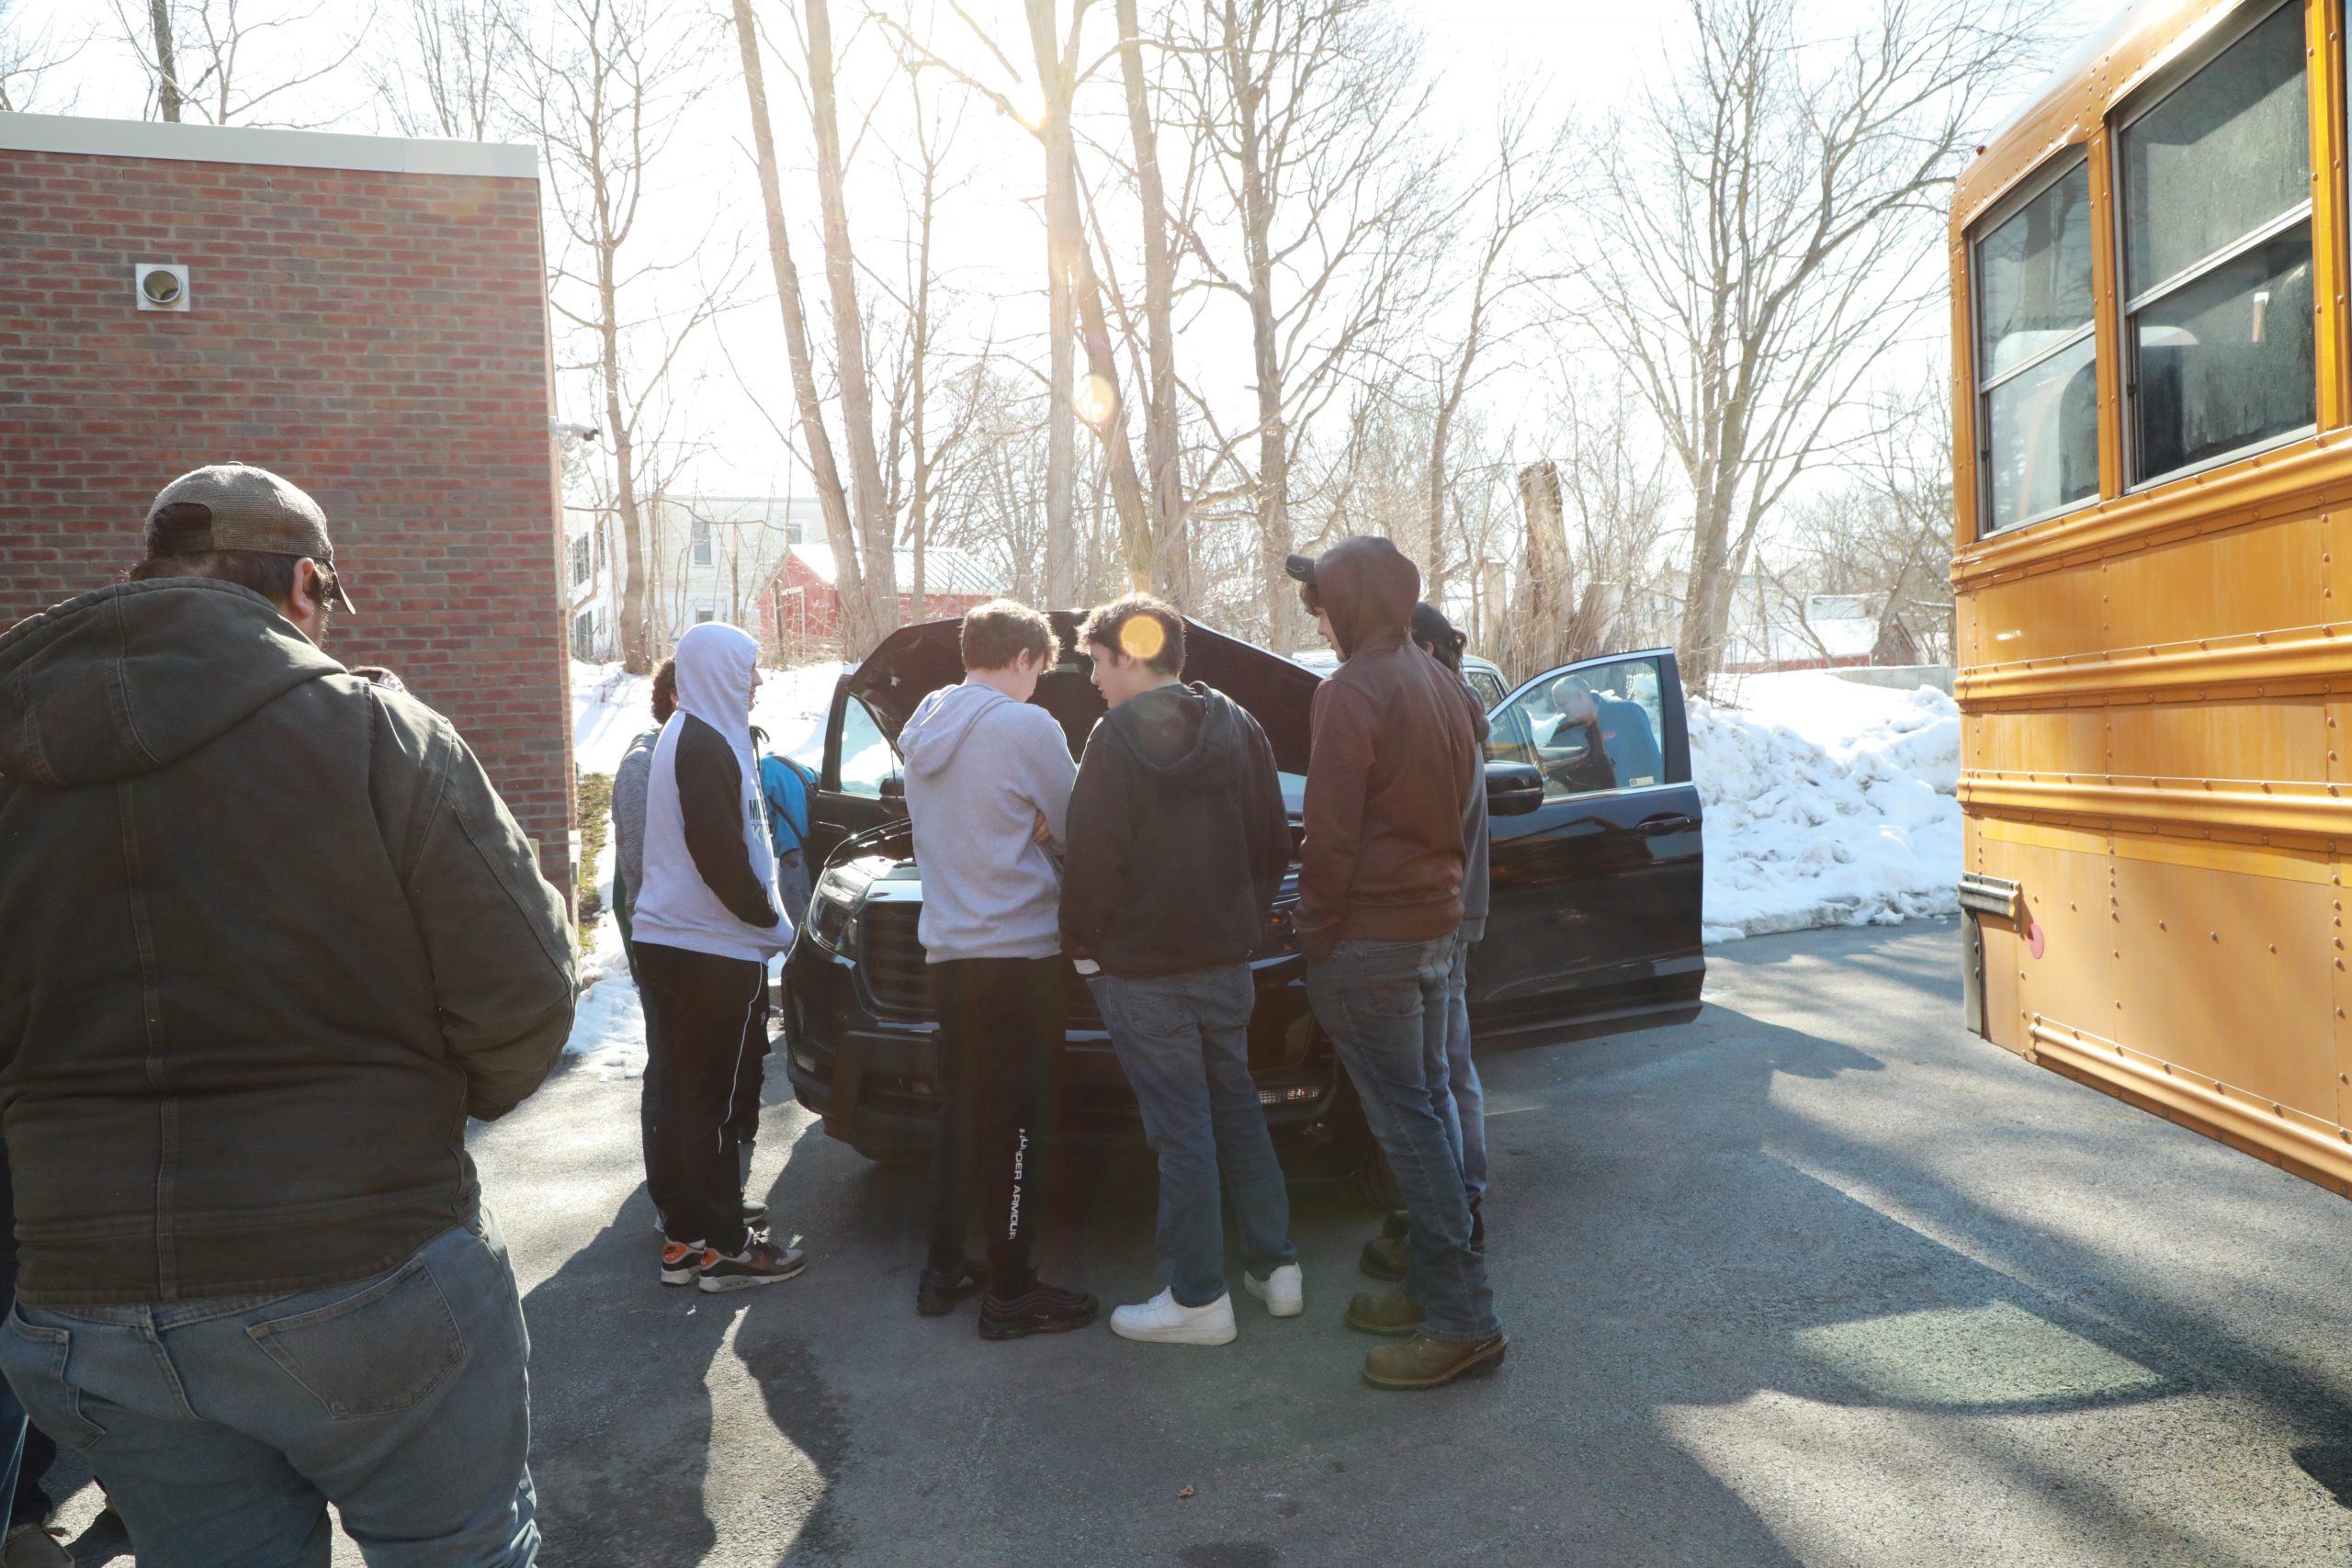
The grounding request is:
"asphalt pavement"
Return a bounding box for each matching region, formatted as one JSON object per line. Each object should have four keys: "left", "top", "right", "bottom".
{"left": 39, "top": 919, "right": 2352, "bottom": 1564}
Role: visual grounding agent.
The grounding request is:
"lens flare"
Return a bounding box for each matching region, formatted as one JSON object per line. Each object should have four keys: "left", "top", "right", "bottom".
{"left": 1075, "top": 372, "right": 1117, "bottom": 428}
{"left": 1118, "top": 615, "right": 1167, "bottom": 664}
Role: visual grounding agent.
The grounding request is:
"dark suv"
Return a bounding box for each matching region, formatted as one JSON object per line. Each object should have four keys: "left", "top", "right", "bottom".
{"left": 780, "top": 613, "right": 1705, "bottom": 1180}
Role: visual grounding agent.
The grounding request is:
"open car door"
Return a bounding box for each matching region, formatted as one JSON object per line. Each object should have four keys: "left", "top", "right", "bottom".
{"left": 1470, "top": 649, "right": 1704, "bottom": 1036}
{"left": 804, "top": 677, "right": 908, "bottom": 874}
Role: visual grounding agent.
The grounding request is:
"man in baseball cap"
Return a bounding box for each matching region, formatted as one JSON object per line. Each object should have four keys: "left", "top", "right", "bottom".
{"left": 0, "top": 463, "right": 571, "bottom": 1560}
{"left": 139, "top": 461, "right": 356, "bottom": 632}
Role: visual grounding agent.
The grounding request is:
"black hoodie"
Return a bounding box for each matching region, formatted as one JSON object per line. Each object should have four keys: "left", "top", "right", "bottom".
{"left": 1060, "top": 682, "right": 1292, "bottom": 978}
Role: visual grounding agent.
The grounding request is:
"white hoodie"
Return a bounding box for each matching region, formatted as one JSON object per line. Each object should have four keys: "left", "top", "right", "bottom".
{"left": 630, "top": 623, "right": 787, "bottom": 963}
{"left": 899, "top": 680, "right": 1076, "bottom": 963}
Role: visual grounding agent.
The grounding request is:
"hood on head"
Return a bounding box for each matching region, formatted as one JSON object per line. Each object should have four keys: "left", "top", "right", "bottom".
{"left": 845, "top": 610, "right": 1319, "bottom": 774}
{"left": 1306, "top": 536, "right": 1419, "bottom": 660}
{"left": 1102, "top": 682, "right": 1257, "bottom": 782}
{"left": 0, "top": 579, "right": 344, "bottom": 787}
{"left": 671, "top": 622, "right": 761, "bottom": 743}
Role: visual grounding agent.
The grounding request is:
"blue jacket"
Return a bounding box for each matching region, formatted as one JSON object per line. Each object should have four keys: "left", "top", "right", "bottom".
{"left": 759, "top": 753, "right": 813, "bottom": 862}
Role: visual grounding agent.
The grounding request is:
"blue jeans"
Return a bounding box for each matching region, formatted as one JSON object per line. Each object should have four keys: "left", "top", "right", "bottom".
{"left": 0, "top": 1215, "right": 537, "bottom": 1568}
{"left": 1307, "top": 934, "right": 1499, "bottom": 1341}
{"left": 1431, "top": 939, "right": 1487, "bottom": 1201}
{"left": 1091, "top": 965, "right": 1299, "bottom": 1307}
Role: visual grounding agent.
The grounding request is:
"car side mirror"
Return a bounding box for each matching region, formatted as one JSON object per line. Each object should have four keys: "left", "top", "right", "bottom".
{"left": 879, "top": 773, "right": 906, "bottom": 802}
{"left": 1486, "top": 761, "right": 1544, "bottom": 817}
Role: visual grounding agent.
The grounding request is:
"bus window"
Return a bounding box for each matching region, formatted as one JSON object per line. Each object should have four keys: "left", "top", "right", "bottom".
{"left": 1973, "top": 158, "right": 2098, "bottom": 532}
{"left": 2119, "top": 1, "right": 2313, "bottom": 485}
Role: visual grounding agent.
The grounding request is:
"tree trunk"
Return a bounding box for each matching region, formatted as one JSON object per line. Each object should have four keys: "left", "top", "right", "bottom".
{"left": 729, "top": 0, "right": 874, "bottom": 655}
{"left": 805, "top": 0, "right": 900, "bottom": 637}
{"left": 1231, "top": 39, "right": 1293, "bottom": 650}
{"left": 1116, "top": 0, "right": 1187, "bottom": 607}
{"left": 147, "top": 0, "right": 181, "bottom": 121}
{"left": 1026, "top": 0, "right": 1078, "bottom": 609}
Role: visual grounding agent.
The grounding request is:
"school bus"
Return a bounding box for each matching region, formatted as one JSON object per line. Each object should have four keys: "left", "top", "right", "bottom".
{"left": 1951, "top": 0, "right": 2352, "bottom": 1196}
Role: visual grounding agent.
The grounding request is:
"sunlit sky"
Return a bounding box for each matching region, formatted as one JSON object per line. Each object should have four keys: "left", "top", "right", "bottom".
{"left": 8, "top": 0, "right": 2125, "bottom": 502}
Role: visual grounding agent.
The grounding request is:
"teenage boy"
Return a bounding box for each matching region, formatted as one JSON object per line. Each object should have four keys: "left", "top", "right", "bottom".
{"left": 1287, "top": 537, "right": 1507, "bottom": 1390}
{"left": 1062, "top": 596, "right": 1303, "bottom": 1346}
{"left": 631, "top": 622, "right": 805, "bottom": 1292}
{"left": 901, "top": 601, "right": 1098, "bottom": 1338}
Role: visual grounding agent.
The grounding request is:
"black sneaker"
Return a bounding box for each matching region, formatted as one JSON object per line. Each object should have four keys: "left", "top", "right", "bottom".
{"left": 697, "top": 1238, "right": 808, "bottom": 1292}
{"left": 978, "top": 1281, "right": 1098, "bottom": 1340}
{"left": 1382, "top": 1209, "right": 1409, "bottom": 1241}
{"left": 743, "top": 1201, "right": 770, "bottom": 1233}
{"left": 1359, "top": 1231, "right": 1408, "bottom": 1281}
{"left": 916, "top": 1258, "right": 986, "bottom": 1317}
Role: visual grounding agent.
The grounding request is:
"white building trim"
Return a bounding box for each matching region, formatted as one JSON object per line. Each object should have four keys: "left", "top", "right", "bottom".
{"left": 0, "top": 110, "right": 537, "bottom": 181}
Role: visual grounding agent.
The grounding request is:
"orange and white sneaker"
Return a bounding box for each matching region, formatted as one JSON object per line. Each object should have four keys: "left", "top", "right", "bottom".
{"left": 659, "top": 1238, "right": 708, "bottom": 1287}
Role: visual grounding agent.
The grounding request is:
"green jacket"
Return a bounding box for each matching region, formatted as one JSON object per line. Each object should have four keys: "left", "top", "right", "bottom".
{"left": 0, "top": 580, "right": 577, "bottom": 1305}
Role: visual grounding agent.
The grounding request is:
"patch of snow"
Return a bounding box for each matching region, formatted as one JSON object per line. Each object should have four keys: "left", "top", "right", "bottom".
{"left": 1694, "top": 671, "right": 1961, "bottom": 944}
{"left": 571, "top": 659, "right": 842, "bottom": 775}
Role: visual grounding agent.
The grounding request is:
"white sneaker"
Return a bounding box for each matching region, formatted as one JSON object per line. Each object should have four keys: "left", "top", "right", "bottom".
{"left": 1245, "top": 1263, "right": 1305, "bottom": 1318}
{"left": 1110, "top": 1289, "right": 1238, "bottom": 1345}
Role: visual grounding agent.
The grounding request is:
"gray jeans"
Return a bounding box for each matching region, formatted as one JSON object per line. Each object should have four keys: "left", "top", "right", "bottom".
{"left": 1091, "top": 964, "right": 1298, "bottom": 1307}
{"left": 0, "top": 1213, "right": 537, "bottom": 1568}
{"left": 1307, "top": 933, "right": 1498, "bottom": 1341}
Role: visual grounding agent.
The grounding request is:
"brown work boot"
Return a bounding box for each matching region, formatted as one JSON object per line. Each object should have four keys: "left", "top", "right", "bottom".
{"left": 1343, "top": 1288, "right": 1426, "bottom": 1337}
{"left": 1362, "top": 1331, "right": 1508, "bottom": 1390}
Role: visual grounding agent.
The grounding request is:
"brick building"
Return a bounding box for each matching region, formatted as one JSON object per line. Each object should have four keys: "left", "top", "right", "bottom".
{"left": 761, "top": 543, "right": 1002, "bottom": 659}
{"left": 0, "top": 113, "right": 574, "bottom": 892}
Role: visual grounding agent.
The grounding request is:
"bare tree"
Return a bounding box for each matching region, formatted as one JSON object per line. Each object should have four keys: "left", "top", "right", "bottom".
{"left": 110, "top": 0, "right": 372, "bottom": 126}
{"left": 1165, "top": 0, "right": 1449, "bottom": 651}
{"left": 1580, "top": 0, "right": 2047, "bottom": 694}
{"left": 0, "top": 0, "right": 91, "bottom": 113}
{"left": 1414, "top": 103, "right": 1575, "bottom": 603}
{"left": 729, "top": 0, "right": 876, "bottom": 655}
{"left": 368, "top": 0, "right": 512, "bottom": 140}
{"left": 803, "top": 0, "right": 901, "bottom": 637}
{"left": 523, "top": 0, "right": 735, "bottom": 673}
{"left": 1114, "top": 0, "right": 1186, "bottom": 605}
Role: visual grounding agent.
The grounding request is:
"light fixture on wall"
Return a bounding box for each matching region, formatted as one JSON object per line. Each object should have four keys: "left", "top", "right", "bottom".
{"left": 134, "top": 265, "right": 190, "bottom": 312}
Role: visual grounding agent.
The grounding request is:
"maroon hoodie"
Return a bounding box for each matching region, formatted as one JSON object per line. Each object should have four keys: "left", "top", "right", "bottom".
{"left": 1295, "top": 537, "right": 1485, "bottom": 962}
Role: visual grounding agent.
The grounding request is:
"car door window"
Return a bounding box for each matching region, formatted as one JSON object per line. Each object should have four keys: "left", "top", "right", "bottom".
{"left": 1488, "top": 655, "right": 1668, "bottom": 799}
{"left": 836, "top": 696, "right": 899, "bottom": 799}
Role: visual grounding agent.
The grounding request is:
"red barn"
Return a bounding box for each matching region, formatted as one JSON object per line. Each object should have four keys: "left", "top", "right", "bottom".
{"left": 761, "top": 544, "right": 1003, "bottom": 657}
{"left": 0, "top": 112, "right": 572, "bottom": 893}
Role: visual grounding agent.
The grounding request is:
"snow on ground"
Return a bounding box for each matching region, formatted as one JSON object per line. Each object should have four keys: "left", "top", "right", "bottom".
{"left": 1693, "top": 671, "right": 1961, "bottom": 945}
{"left": 562, "top": 658, "right": 843, "bottom": 1072}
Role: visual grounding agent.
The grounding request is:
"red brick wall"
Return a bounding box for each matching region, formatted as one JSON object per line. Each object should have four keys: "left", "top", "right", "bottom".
{"left": 0, "top": 146, "right": 574, "bottom": 894}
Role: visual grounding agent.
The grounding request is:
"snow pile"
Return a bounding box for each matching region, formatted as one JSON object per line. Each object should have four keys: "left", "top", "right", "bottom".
{"left": 561, "top": 657, "right": 843, "bottom": 1071}
{"left": 1693, "top": 671, "right": 1961, "bottom": 944}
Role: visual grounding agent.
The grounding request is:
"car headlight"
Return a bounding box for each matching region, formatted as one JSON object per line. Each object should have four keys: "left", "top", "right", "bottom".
{"left": 807, "top": 871, "right": 860, "bottom": 954}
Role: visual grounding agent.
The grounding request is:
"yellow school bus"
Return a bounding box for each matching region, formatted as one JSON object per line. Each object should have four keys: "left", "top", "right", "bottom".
{"left": 1951, "top": 0, "right": 2352, "bottom": 1195}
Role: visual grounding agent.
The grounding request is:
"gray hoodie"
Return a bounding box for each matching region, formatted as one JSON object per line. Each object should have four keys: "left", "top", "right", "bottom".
{"left": 900, "top": 680, "right": 1077, "bottom": 963}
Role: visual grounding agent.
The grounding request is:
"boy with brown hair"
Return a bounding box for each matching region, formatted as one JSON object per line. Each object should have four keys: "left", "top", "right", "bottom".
{"left": 899, "top": 601, "right": 1098, "bottom": 1338}
{"left": 1063, "top": 595, "right": 1302, "bottom": 1345}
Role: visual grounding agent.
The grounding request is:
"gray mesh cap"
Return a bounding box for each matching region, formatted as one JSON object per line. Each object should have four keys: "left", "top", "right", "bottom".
{"left": 143, "top": 463, "right": 355, "bottom": 609}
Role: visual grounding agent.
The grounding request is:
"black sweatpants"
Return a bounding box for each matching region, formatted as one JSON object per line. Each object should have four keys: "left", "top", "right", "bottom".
{"left": 638, "top": 942, "right": 769, "bottom": 1255}
{"left": 924, "top": 956, "right": 1067, "bottom": 1294}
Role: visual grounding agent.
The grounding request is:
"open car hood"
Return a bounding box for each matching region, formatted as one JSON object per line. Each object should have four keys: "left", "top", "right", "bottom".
{"left": 842, "top": 611, "right": 1321, "bottom": 773}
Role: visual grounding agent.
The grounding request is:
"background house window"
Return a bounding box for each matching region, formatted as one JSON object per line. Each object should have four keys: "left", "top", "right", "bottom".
{"left": 571, "top": 609, "right": 595, "bottom": 661}
{"left": 695, "top": 609, "right": 716, "bottom": 625}
{"left": 2119, "top": 1, "right": 2313, "bottom": 484}
{"left": 691, "top": 517, "right": 714, "bottom": 566}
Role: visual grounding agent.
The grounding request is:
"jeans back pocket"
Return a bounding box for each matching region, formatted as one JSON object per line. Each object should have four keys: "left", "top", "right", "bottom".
{"left": 248, "top": 1255, "right": 467, "bottom": 1420}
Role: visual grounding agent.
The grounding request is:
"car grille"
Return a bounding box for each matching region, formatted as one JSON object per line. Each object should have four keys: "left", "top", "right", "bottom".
{"left": 857, "top": 901, "right": 1102, "bottom": 1028}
